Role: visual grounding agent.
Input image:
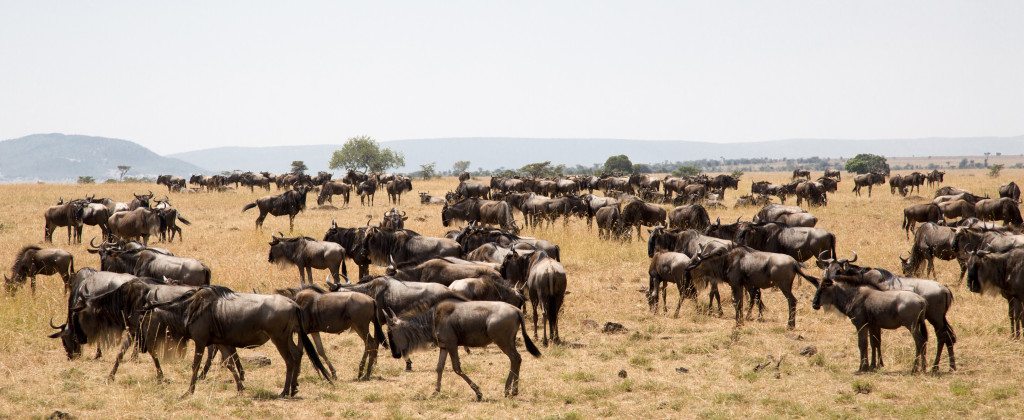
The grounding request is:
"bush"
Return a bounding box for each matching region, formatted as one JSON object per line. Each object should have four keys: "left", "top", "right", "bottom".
{"left": 673, "top": 166, "right": 701, "bottom": 177}
{"left": 988, "top": 164, "right": 1004, "bottom": 178}
{"left": 77, "top": 176, "right": 95, "bottom": 184}
{"left": 844, "top": 154, "right": 889, "bottom": 175}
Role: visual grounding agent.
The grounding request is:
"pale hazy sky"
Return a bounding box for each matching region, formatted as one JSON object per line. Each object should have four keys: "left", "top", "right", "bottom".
{"left": 1, "top": 1, "right": 1022, "bottom": 154}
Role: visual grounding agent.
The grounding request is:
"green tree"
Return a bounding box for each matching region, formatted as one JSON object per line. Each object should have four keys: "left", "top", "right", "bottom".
{"left": 290, "top": 161, "right": 308, "bottom": 174}
{"left": 672, "top": 166, "right": 701, "bottom": 177}
{"left": 603, "top": 154, "right": 633, "bottom": 174}
{"left": 419, "top": 162, "right": 437, "bottom": 180}
{"left": 989, "top": 164, "right": 1004, "bottom": 178}
{"left": 77, "top": 176, "right": 95, "bottom": 184}
{"left": 632, "top": 163, "right": 653, "bottom": 174}
{"left": 328, "top": 136, "right": 406, "bottom": 173}
{"left": 844, "top": 154, "right": 890, "bottom": 175}
{"left": 117, "top": 165, "right": 131, "bottom": 181}
{"left": 452, "top": 160, "right": 471, "bottom": 174}
{"left": 519, "top": 161, "right": 565, "bottom": 178}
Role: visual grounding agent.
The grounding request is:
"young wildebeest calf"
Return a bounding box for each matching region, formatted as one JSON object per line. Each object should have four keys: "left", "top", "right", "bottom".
{"left": 268, "top": 235, "right": 349, "bottom": 285}
{"left": 385, "top": 298, "right": 541, "bottom": 400}
{"left": 6, "top": 245, "right": 74, "bottom": 295}
{"left": 595, "top": 205, "right": 628, "bottom": 241}
{"left": 812, "top": 274, "right": 929, "bottom": 373}
{"left": 501, "top": 250, "right": 566, "bottom": 346}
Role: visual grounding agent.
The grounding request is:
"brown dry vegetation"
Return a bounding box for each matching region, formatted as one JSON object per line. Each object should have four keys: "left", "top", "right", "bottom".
{"left": 1, "top": 169, "right": 1023, "bottom": 419}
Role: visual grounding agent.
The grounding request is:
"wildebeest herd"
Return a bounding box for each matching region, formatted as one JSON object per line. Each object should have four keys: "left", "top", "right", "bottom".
{"left": 8, "top": 167, "right": 1024, "bottom": 404}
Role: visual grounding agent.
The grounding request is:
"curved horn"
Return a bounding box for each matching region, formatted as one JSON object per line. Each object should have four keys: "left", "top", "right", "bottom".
{"left": 49, "top": 317, "right": 64, "bottom": 330}
{"left": 149, "top": 190, "right": 154, "bottom": 197}
{"left": 817, "top": 250, "right": 834, "bottom": 264}
{"left": 848, "top": 251, "right": 858, "bottom": 263}
{"left": 90, "top": 237, "right": 100, "bottom": 248}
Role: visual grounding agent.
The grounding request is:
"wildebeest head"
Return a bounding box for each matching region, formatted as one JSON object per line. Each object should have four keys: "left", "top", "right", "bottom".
{"left": 48, "top": 311, "right": 86, "bottom": 359}
{"left": 810, "top": 277, "right": 834, "bottom": 310}
{"left": 440, "top": 202, "right": 455, "bottom": 227}
{"left": 964, "top": 246, "right": 996, "bottom": 294}
{"left": 268, "top": 233, "right": 302, "bottom": 265}
{"left": 382, "top": 208, "right": 407, "bottom": 230}
{"left": 383, "top": 307, "right": 431, "bottom": 360}
{"left": 131, "top": 191, "right": 154, "bottom": 209}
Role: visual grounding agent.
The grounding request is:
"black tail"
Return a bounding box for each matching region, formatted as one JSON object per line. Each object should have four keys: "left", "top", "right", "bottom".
{"left": 372, "top": 303, "right": 387, "bottom": 349}
{"left": 177, "top": 214, "right": 192, "bottom": 225}
{"left": 241, "top": 203, "right": 257, "bottom": 213}
{"left": 795, "top": 265, "right": 820, "bottom": 287}
{"left": 829, "top": 233, "right": 837, "bottom": 260}
{"left": 296, "top": 309, "right": 332, "bottom": 383}
{"left": 942, "top": 317, "right": 957, "bottom": 345}
{"left": 547, "top": 292, "right": 563, "bottom": 342}
{"left": 518, "top": 312, "right": 541, "bottom": 357}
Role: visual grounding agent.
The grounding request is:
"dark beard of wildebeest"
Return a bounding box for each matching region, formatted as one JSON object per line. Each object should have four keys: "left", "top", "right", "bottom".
{"left": 824, "top": 169, "right": 841, "bottom": 181}
{"left": 668, "top": 204, "right": 710, "bottom": 231}
{"left": 817, "top": 252, "right": 957, "bottom": 371}
{"left": 323, "top": 221, "right": 373, "bottom": 280}
{"left": 152, "top": 197, "right": 192, "bottom": 243}
{"left": 241, "top": 186, "right": 309, "bottom": 231}
{"left": 851, "top": 172, "right": 886, "bottom": 197}
{"left": 357, "top": 179, "right": 378, "bottom": 206}
{"left": 384, "top": 298, "right": 541, "bottom": 400}
{"left": 386, "top": 256, "right": 503, "bottom": 287}
{"left": 386, "top": 178, "right": 413, "bottom": 205}
{"left": 966, "top": 247, "right": 1024, "bottom": 339}
{"left": 581, "top": 194, "right": 619, "bottom": 229}
{"left": 318, "top": 181, "right": 352, "bottom": 206}
{"left": 952, "top": 228, "right": 1024, "bottom": 281}
{"left": 49, "top": 268, "right": 137, "bottom": 360}
{"left": 974, "top": 197, "right": 1024, "bottom": 226}
{"left": 456, "top": 180, "right": 490, "bottom": 200}
{"left": 128, "top": 191, "right": 154, "bottom": 210}
{"left": 87, "top": 239, "right": 211, "bottom": 286}
{"left": 44, "top": 198, "right": 85, "bottom": 244}
{"left": 795, "top": 181, "right": 827, "bottom": 207}
{"left": 898, "top": 222, "right": 958, "bottom": 278}
{"left": 500, "top": 250, "right": 566, "bottom": 346}
{"left": 449, "top": 225, "right": 561, "bottom": 261}
{"left": 157, "top": 175, "right": 186, "bottom": 192}
{"left": 792, "top": 169, "right": 811, "bottom": 180}
{"left": 275, "top": 285, "right": 385, "bottom": 380}
{"left": 331, "top": 276, "right": 464, "bottom": 371}
{"left": 442, "top": 198, "right": 519, "bottom": 233}
{"left": 382, "top": 208, "right": 408, "bottom": 230}
{"left": 343, "top": 169, "right": 369, "bottom": 185}
{"left": 359, "top": 227, "right": 462, "bottom": 270}
{"left": 107, "top": 207, "right": 164, "bottom": 246}
{"left": 5, "top": 245, "right": 74, "bottom": 296}
{"left": 901, "top": 203, "right": 943, "bottom": 238}
{"left": 811, "top": 274, "right": 929, "bottom": 373}
{"left": 752, "top": 204, "right": 818, "bottom": 228}
{"left": 269, "top": 234, "right": 349, "bottom": 285}
{"left": 999, "top": 181, "right": 1021, "bottom": 202}
{"left": 619, "top": 197, "right": 667, "bottom": 239}
{"left": 143, "top": 285, "right": 332, "bottom": 397}
{"left": 595, "top": 205, "right": 629, "bottom": 241}
{"left": 684, "top": 243, "right": 820, "bottom": 329}
{"left": 82, "top": 278, "right": 242, "bottom": 382}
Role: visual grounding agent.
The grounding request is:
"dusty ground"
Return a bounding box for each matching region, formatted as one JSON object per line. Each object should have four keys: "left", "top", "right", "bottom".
{"left": 0, "top": 169, "right": 1022, "bottom": 419}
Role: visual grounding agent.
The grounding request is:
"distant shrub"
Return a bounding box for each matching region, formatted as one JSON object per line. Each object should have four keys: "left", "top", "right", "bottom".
{"left": 77, "top": 176, "right": 96, "bottom": 184}
{"left": 988, "top": 164, "right": 1004, "bottom": 178}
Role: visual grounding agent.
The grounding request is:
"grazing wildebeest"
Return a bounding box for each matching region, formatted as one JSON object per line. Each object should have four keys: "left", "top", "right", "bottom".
{"left": 87, "top": 239, "right": 210, "bottom": 286}
{"left": 889, "top": 174, "right": 908, "bottom": 196}
{"left": 419, "top": 192, "right": 446, "bottom": 205}
{"left": 464, "top": 243, "right": 518, "bottom": 265}
{"left": 581, "top": 194, "right": 619, "bottom": 228}
{"left": 269, "top": 234, "right": 348, "bottom": 285}
{"left": 360, "top": 227, "right": 462, "bottom": 269}
{"left": 795, "top": 181, "right": 827, "bottom": 207}
{"left": 974, "top": 197, "right": 1024, "bottom": 226}
{"left": 811, "top": 274, "right": 928, "bottom": 373}
{"left": 449, "top": 277, "right": 526, "bottom": 307}
{"left": 937, "top": 199, "right": 977, "bottom": 222}
{"left": 442, "top": 198, "right": 518, "bottom": 232}
{"left": 275, "top": 285, "right": 384, "bottom": 380}
{"left": 595, "top": 205, "right": 628, "bottom": 240}
{"left": 902, "top": 203, "right": 943, "bottom": 238}
{"left": 951, "top": 227, "right": 1024, "bottom": 281}
{"left": 852, "top": 172, "right": 886, "bottom": 197}
{"left": 824, "top": 169, "right": 841, "bottom": 181}
{"left": 107, "top": 208, "right": 162, "bottom": 245}
{"left": 999, "top": 181, "right": 1021, "bottom": 202}
{"left": 323, "top": 221, "right": 374, "bottom": 280}
{"left": 144, "top": 286, "right": 332, "bottom": 396}
{"left": 5, "top": 245, "right": 74, "bottom": 295}
{"left": 792, "top": 169, "right": 811, "bottom": 180}
{"left": 386, "top": 177, "right": 413, "bottom": 205}
{"left": 152, "top": 197, "right": 191, "bottom": 242}
{"left": 926, "top": 170, "right": 945, "bottom": 187}
{"left": 317, "top": 181, "right": 352, "bottom": 207}
{"left": 816, "top": 177, "right": 838, "bottom": 193}
{"left": 753, "top": 204, "right": 817, "bottom": 228}
{"left": 128, "top": 191, "right": 154, "bottom": 210}
{"left": 500, "top": 250, "right": 566, "bottom": 346}
{"left": 668, "top": 204, "right": 710, "bottom": 231}
{"left": 357, "top": 179, "right": 378, "bottom": 206}
{"left": 965, "top": 247, "right": 1024, "bottom": 339}
{"left": 620, "top": 197, "right": 667, "bottom": 238}
{"left": 73, "top": 198, "right": 111, "bottom": 241}
{"left": 647, "top": 250, "right": 694, "bottom": 317}
{"left": 898, "top": 222, "right": 957, "bottom": 278}
{"left": 388, "top": 257, "right": 502, "bottom": 287}
{"left": 44, "top": 198, "right": 85, "bottom": 244}
{"left": 49, "top": 268, "right": 137, "bottom": 360}
{"left": 685, "top": 244, "right": 819, "bottom": 329}
{"left": 384, "top": 298, "right": 541, "bottom": 400}
{"left": 449, "top": 225, "right": 560, "bottom": 261}
{"left": 241, "top": 186, "right": 309, "bottom": 231}
{"left": 157, "top": 175, "right": 186, "bottom": 192}
{"left": 735, "top": 222, "right": 837, "bottom": 262}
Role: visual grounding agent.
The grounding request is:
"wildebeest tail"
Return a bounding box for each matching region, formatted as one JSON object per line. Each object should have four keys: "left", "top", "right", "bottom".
{"left": 202, "top": 267, "right": 211, "bottom": 286}
{"left": 828, "top": 233, "right": 837, "bottom": 260}
{"left": 296, "top": 308, "right": 332, "bottom": 383}
{"left": 177, "top": 214, "right": 191, "bottom": 225}
{"left": 241, "top": 202, "right": 257, "bottom": 213}
{"left": 518, "top": 312, "right": 541, "bottom": 357}
{"left": 901, "top": 212, "right": 909, "bottom": 232}
{"left": 794, "top": 264, "right": 820, "bottom": 287}
{"left": 551, "top": 245, "right": 561, "bottom": 262}
{"left": 371, "top": 302, "right": 387, "bottom": 349}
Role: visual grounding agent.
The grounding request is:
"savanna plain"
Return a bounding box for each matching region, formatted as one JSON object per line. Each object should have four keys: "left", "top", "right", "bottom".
{"left": 0, "top": 169, "right": 1022, "bottom": 419}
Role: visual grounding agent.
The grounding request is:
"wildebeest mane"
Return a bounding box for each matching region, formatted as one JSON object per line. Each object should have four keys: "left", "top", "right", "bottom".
{"left": 11, "top": 245, "right": 42, "bottom": 275}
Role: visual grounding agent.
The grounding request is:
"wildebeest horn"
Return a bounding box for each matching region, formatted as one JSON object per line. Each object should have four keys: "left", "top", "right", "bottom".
{"left": 848, "top": 251, "right": 857, "bottom": 263}
{"left": 331, "top": 219, "right": 338, "bottom": 228}
{"left": 89, "top": 237, "right": 100, "bottom": 248}
{"left": 817, "top": 250, "right": 833, "bottom": 264}
{"left": 277, "top": 231, "right": 285, "bottom": 238}
{"left": 49, "top": 317, "right": 64, "bottom": 330}
{"left": 366, "top": 216, "right": 372, "bottom": 226}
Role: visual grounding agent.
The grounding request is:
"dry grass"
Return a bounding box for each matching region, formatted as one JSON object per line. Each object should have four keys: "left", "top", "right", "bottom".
{"left": 1, "top": 169, "right": 1023, "bottom": 419}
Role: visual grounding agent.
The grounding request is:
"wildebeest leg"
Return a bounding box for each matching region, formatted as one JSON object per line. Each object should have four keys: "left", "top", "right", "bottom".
{"left": 855, "top": 324, "right": 869, "bottom": 372}
{"left": 255, "top": 210, "right": 267, "bottom": 229}
{"left": 95, "top": 346, "right": 103, "bottom": 360}
{"left": 731, "top": 283, "right": 744, "bottom": 327}
{"left": 932, "top": 323, "right": 944, "bottom": 372}
{"left": 530, "top": 299, "right": 540, "bottom": 341}
{"left": 311, "top": 333, "right": 338, "bottom": 380}
{"left": 661, "top": 281, "right": 668, "bottom": 314}
{"left": 297, "top": 266, "right": 306, "bottom": 286}
{"left": 185, "top": 345, "right": 204, "bottom": 396}
{"left": 270, "top": 336, "right": 297, "bottom": 397}
{"left": 782, "top": 287, "right": 797, "bottom": 329}
{"left": 30, "top": 276, "right": 36, "bottom": 296}
{"left": 911, "top": 321, "right": 927, "bottom": 373}
{"left": 108, "top": 334, "right": 134, "bottom": 381}
{"left": 673, "top": 279, "right": 687, "bottom": 318}
{"left": 222, "top": 347, "right": 244, "bottom": 392}
{"left": 434, "top": 348, "right": 449, "bottom": 395}
{"left": 448, "top": 348, "right": 482, "bottom": 401}
{"left": 868, "top": 325, "right": 882, "bottom": 369}
{"left": 288, "top": 214, "right": 296, "bottom": 232}
{"left": 499, "top": 341, "right": 522, "bottom": 397}
{"left": 199, "top": 346, "right": 217, "bottom": 379}
{"left": 355, "top": 323, "right": 376, "bottom": 380}
{"left": 406, "top": 357, "right": 413, "bottom": 372}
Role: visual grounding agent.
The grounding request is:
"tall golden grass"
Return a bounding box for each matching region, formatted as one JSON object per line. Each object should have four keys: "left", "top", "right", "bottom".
{"left": 0, "top": 170, "right": 1021, "bottom": 418}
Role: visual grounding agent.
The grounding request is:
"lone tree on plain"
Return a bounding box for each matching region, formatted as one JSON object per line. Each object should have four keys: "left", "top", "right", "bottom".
{"left": 291, "top": 160, "right": 308, "bottom": 174}
{"left": 329, "top": 135, "right": 405, "bottom": 173}
{"left": 117, "top": 165, "right": 131, "bottom": 181}
{"left": 420, "top": 162, "right": 437, "bottom": 179}
{"left": 844, "top": 153, "right": 890, "bottom": 175}
{"left": 604, "top": 155, "right": 633, "bottom": 174}
{"left": 452, "top": 160, "right": 471, "bottom": 174}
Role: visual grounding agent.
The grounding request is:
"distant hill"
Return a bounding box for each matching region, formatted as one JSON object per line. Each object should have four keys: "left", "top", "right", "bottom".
{"left": 0, "top": 133, "right": 206, "bottom": 182}
{"left": 169, "top": 136, "right": 1024, "bottom": 174}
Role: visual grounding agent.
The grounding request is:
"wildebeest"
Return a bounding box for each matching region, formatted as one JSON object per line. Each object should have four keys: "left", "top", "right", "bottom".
{"left": 792, "top": 169, "right": 811, "bottom": 180}
{"left": 752, "top": 204, "right": 817, "bottom": 228}
{"left": 926, "top": 170, "right": 945, "bottom": 187}
{"left": 902, "top": 203, "right": 943, "bottom": 238}
{"left": 581, "top": 194, "right": 619, "bottom": 228}
{"left": 889, "top": 175, "right": 908, "bottom": 196}
{"left": 269, "top": 234, "right": 348, "bottom": 285}
{"left": 357, "top": 179, "right": 378, "bottom": 206}
{"left": 276, "top": 285, "right": 384, "bottom": 380}
{"left": 999, "top": 181, "right": 1021, "bottom": 202}
{"left": 620, "top": 197, "right": 667, "bottom": 238}
{"left": 647, "top": 250, "right": 694, "bottom": 317}
{"left": 974, "top": 197, "right": 1024, "bottom": 226}
{"left": 381, "top": 207, "right": 407, "bottom": 230}
{"left": 951, "top": 227, "right": 1024, "bottom": 280}
{"left": 343, "top": 170, "right": 369, "bottom": 185}
{"left": 388, "top": 257, "right": 502, "bottom": 287}
{"left": 449, "top": 276, "right": 526, "bottom": 307}
{"left": 595, "top": 205, "right": 628, "bottom": 240}
{"left": 500, "top": 250, "right": 566, "bottom": 346}
{"left": 898, "top": 222, "right": 957, "bottom": 277}
{"left": 852, "top": 172, "right": 886, "bottom": 197}
{"left": 128, "top": 191, "right": 154, "bottom": 210}
{"left": 811, "top": 274, "right": 928, "bottom": 373}
{"left": 241, "top": 186, "right": 309, "bottom": 231}
{"left": 144, "top": 286, "right": 331, "bottom": 396}
{"left": 458, "top": 171, "right": 471, "bottom": 182}
{"left": 360, "top": 227, "right": 461, "bottom": 269}
{"left": 323, "top": 221, "right": 374, "bottom": 280}
{"left": 87, "top": 239, "right": 211, "bottom": 286}
{"left": 449, "top": 225, "right": 560, "bottom": 261}
{"left": 44, "top": 198, "right": 85, "bottom": 244}
{"left": 735, "top": 222, "right": 837, "bottom": 262}
{"left": 456, "top": 180, "right": 491, "bottom": 200}
{"left": 464, "top": 243, "right": 518, "bottom": 265}
{"left": 965, "top": 247, "right": 1024, "bottom": 339}
{"left": 73, "top": 197, "right": 111, "bottom": 241}
{"left": 795, "top": 181, "right": 827, "bottom": 207}
{"left": 937, "top": 199, "right": 977, "bottom": 222}
{"left": 384, "top": 298, "right": 541, "bottom": 400}
{"left": 934, "top": 186, "right": 971, "bottom": 198}
{"left": 317, "top": 181, "right": 352, "bottom": 207}
{"left": 668, "top": 204, "right": 710, "bottom": 231}
{"left": 419, "top": 192, "right": 446, "bottom": 205}
{"left": 107, "top": 208, "right": 162, "bottom": 245}
{"left": 5, "top": 245, "right": 74, "bottom": 295}
{"left": 734, "top": 194, "right": 772, "bottom": 208}
{"left": 157, "top": 175, "right": 186, "bottom": 192}
{"left": 685, "top": 244, "right": 819, "bottom": 328}
{"left": 442, "top": 198, "right": 518, "bottom": 232}
{"left": 386, "top": 177, "right": 413, "bottom": 205}
{"left": 189, "top": 175, "right": 222, "bottom": 192}
{"left": 824, "top": 169, "right": 841, "bottom": 181}
{"left": 152, "top": 197, "right": 191, "bottom": 242}
{"left": 49, "top": 268, "right": 137, "bottom": 360}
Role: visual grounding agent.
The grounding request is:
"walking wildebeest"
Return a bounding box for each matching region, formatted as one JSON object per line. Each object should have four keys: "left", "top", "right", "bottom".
{"left": 852, "top": 172, "right": 886, "bottom": 197}
{"left": 926, "top": 170, "right": 945, "bottom": 187}
{"left": 317, "top": 181, "right": 352, "bottom": 207}
{"left": 269, "top": 234, "right": 348, "bottom": 285}
{"left": 898, "top": 222, "right": 957, "bottom": 278}
{"left": 824, "top": 169, "right": 841, "bottom": 181}
{"left": 152, "top": 197, "right": 191, "bottom": 242}
{"left": 442, "top": 198, "right": 518, "bottom": 232}
{"left": 87, "top": 239, "right": 211, "bottom": 286}
{"left": 386, "top": 177, "right": 413, "bottom": 205}
{"left": 937, "top": 199, "right": 977, "bottom": 222}
{"left": 500, "top": 250, "right": 566, "bottom": 346}
{"left": 276, "top": 285, "right": 384, "bottom": 380}
{"left": 595, "top": 205, "right": 628, "bottom": 240}
{"left": 648, "top": 250, "right": 695, "bottom": 317}
{"left": 811, "top": 274, "right": 928, "bottom": 373}
{"left": 241, "top": 186, "right": 309, "bottom": 231}
{"left": 792, "top": 169, "right": 811, "bottom": 180}
{"left": 157, "top": 175, "right": 186, "bottom": 192}
{"left": 974, "top": 197, "right": 1024, "bottom": 226}
{"left": 620, "top": 197, "right": 667, "bottom": 238}
{"left": 44, "top": 198, "right": 85, "bottom": 244}
{"left": 965, "top": 247, "right": 1024, "bottom": 339}
{"left": 49, "top": 268, "right": 137, "bottom": 360}
{"left": 902, "top": 203, "right": 943, "bottom": 238}
{"left": 384, "top": 298, "right": 541, "bottom": 400}
{"left": 107, "top": 207, "right": 162, "bottom": 245}
{"left": 5, "top": 245, "right": 74, "bottom": 295}
{"left": 735, "top": 222, "right": 837, "bottom": 262}
{"left": 144, "top": 286, "right": 332, "bottom": 396}
{"left": 668, "top": 204, "right": 710, "bottom": 231}
{"left": 323, "top": 221, "right": 374, "bottom": 280}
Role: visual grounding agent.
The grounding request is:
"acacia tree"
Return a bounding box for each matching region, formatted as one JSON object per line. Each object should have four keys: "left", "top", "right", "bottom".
{"left": 420, "top": 162, "right": 437, "bottom": 179}
{"left": 290, "top": 160, "right": 308, "bottom": 174}
{"left": 603, "top": 155, "right": 633, "bottom": 174}
{"left": 844, "top": 154, "right": 890, "bottom": 175}
{"left": 452, "top": 160, "right": 471, "bottom": 174}
{"left": 328, "top": 136, "right": 405, "bottom": 173}
{"left": 117, "top": 165, "right": 131, "bottom": 181}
